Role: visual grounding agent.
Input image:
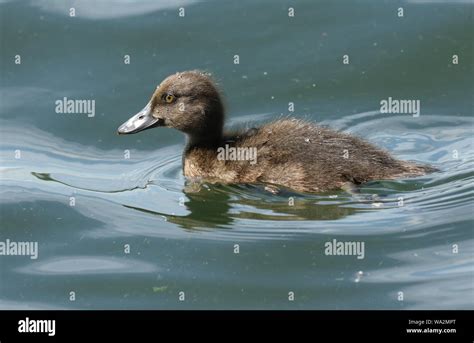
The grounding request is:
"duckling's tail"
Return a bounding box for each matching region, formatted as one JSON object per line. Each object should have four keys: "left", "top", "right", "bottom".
{"left": 398, "top": 161, "right": 439, "bottom": 177}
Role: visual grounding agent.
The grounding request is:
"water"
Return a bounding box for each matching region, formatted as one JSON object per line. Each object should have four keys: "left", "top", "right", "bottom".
{"left": 0, "top": 0, "right": 473, "bottom": 309}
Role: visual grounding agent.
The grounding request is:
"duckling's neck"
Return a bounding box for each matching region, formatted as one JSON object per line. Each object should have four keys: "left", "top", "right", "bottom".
{"left": 184, "top": 112, "right": 225, "bottom": 153}
{"left": 185, "top": 131, "right": 223, "bottom": 152}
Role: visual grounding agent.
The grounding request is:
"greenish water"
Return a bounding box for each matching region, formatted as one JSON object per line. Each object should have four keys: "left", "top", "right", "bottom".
{"left": 0, "top": 0, "right": 473, "bottom": 309}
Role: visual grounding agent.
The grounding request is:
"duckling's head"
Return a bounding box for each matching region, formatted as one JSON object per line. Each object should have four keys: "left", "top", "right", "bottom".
{"left": 118, "top": 70, "right": 224, "bottom": 144}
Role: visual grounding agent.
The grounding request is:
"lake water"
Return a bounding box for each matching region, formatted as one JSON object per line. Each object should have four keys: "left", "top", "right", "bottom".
{"left": 0, "top": 0, "right": 473, "bottom": 309}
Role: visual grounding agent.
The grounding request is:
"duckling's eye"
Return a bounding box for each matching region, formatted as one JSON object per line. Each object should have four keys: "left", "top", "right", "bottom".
{"left": 164, "top": 94, "right": 175, "bottom": 104}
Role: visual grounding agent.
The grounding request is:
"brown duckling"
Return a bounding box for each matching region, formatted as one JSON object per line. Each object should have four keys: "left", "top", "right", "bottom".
{"left": 117, "top": 70, "right": 436, "bottom": 193}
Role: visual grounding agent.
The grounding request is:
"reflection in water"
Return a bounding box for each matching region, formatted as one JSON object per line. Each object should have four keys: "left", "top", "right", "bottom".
{"left": 229, "top": 192, "right": 356, "bottom": 221}
{"left": 182, "top": 186, "right": 360, "bottom": 225}
{"left": 126, "top": 186, "right": 358, "bottom": 230}
{"left": 125, "top": 189, "right": 234, "bottom": 230}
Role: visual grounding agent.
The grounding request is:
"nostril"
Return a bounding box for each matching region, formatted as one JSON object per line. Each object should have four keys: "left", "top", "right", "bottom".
{"left": 138, "top": 115, "right": 144, "bottom": 120}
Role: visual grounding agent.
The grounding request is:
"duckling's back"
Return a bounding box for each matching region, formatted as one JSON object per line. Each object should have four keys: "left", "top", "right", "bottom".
{"left": 183, "top": 118, "right": 435, "bottom": 193}
{"left": 224, "top": 118, "right": 435, "bottom": 192}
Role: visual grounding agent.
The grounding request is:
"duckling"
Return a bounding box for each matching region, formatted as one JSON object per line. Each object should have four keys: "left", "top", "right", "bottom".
{"left": 117, "top": 70, "right": 436, "bottom": 193}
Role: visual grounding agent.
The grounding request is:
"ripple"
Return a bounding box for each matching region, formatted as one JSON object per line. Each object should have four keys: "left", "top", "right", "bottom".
{"left": 0, "top": 299, "right": 68, "bottom": 310}
{"left": 1, "top": 113, "right": 473, "bottom": 240}
{"left": 17, "top": 256, "right": 159, "bottom": 275}
{"left": 32, "top": 0, "right": 199, "bottom": 20}
{"left": 365, "top": 241, "right": 474, "bottom": 283}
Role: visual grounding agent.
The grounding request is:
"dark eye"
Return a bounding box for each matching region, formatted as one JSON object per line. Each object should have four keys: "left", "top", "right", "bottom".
{"left": 163, "top": 94, "right": 175, "bottom": 104}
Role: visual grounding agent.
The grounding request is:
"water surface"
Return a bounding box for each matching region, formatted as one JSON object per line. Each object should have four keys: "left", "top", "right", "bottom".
{"left": 0, "top": 0, "right": 473, "bottom": 309}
